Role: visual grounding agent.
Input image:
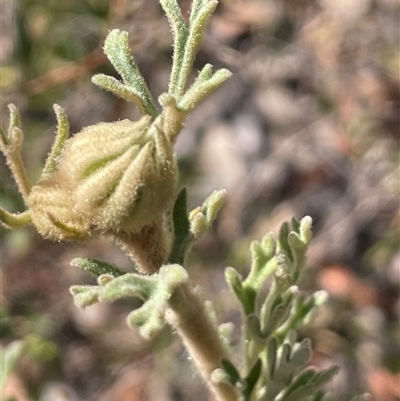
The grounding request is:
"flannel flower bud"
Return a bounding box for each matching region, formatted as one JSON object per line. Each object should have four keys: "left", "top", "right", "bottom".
{"left": 26, "top": 116, "right": 177, "bottom": 243}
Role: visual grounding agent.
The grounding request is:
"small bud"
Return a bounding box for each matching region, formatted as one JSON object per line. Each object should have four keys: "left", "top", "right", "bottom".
{"left": 189, "top": 189, "right": 226, "bottom": 239}
{"left": 26, "top": 116, "right": 177, "bottom": 241}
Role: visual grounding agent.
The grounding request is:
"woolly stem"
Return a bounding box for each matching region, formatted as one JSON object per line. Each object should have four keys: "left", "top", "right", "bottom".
{"left": 113, "top": 222, "right": 171, "bottom": 275}
{"left": 166, "top": 282, "right": 240, "bottom": 401}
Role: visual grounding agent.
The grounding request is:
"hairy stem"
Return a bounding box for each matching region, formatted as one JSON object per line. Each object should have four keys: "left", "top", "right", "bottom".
{"left": 2, "top": 148, "right": 31, "bottom": 200}
{"left": 113, "top": 222, "right": 171, "bottom": 275}
{"left": 166, "top": 282, "right": 240, "bottom": 401}
{"left": 0, "top": 209, "right": 32, "bottom": 228}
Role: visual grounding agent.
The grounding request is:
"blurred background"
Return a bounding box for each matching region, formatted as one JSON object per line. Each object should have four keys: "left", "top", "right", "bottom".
{"left": 1, "top": 0, "right": 399, "bottom": 400}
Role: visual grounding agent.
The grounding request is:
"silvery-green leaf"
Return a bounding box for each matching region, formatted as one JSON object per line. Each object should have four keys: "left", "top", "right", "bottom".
{"left": 69, "top": 285, "right": 101, "bottom": 308}
{"left": 71, "top": 258, "right": 123, "bottom": 278}
{"left": 221, "top": 358, "right": 241, "bottom": 385}
{"left": 312, "top": 365, "right": 340, "bottom": 388}
{"left": 280, "top": 383, "right": 314, "bottom": 401}
{"left": 243, "top": 359, "right": 262, "bottom": 400}
{"left": 290, "top": 339, "right": 312, "bottom": 368}
{"left": 267, "top": 337, "right": 278, "bottom": 378}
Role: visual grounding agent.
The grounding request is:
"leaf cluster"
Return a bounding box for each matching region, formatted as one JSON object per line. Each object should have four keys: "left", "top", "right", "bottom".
{"left": 218, "top": 218, "right": 369, "bottom": 401}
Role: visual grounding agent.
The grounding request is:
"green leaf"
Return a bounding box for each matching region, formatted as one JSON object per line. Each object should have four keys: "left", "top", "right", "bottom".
{"left": 264, "top": 339, "right": 314, "bottom": 400}
{"left": 278, "top": 222, "right": 292, "bottom": 262}
{"left": 129, "top": 264, "right": 189, "bottom": 339}
{"left": 225, "top": 267, "right": 244, "bottom": 295}
{"left": 281, "top": 383, "right": 314, "bottom": 401}
{"left": 221, "top": 358, "right": 241, "bottom": 385}
{"left": 246, "top": 234, "right": 276, "bottom": 286}
{"left": 0, "top": 104, "right": 20, "bottom": 148}
{"left": 247, "top": 314, "right": 262, "bottom": 340}
{"left": 291, "top": 217, "right": 300, "bottom": 233}
{"left": 312, "top": 365, "right": 340, "bottom": 388}
{"left": 160, "top": 0, "right": 224, "bottom": 100}
{"left": 167, "top": 188, "right": 192, "bottom": 265}
{"left": 226, "top": 234, "right": 277, "bottom": 318}
{"left": 274, "top": 217, "right": 313, "bottom": 290}
{"left": 239, "top": 233, "right": 277, "bottom": 316}
{"left": 91, "top": 264, "right": 188, "bottom": 339}
{"left": 225, "top": 267, "right": 256, "bottom": 315}
{"left": 95, "top": 29, "right": 158, "bottom": 117}
{"left": 299, "top": 215, "right": 312, "bottom": 243}
{"left": 159, "top": 0, "right": 189, "bottom": 97}
{"left": 201, "top": 189, "right": 226, "bottom": 225}
{"left": 311, "top": 391, "right": 330, "bottom": 401}
{"left": 196, "top": 63, "right": 214, "bottom": 81}
{"left": 71, "top": 258, "right": 124, "bottom": 278}
{"left": 244, "top": 358, "right": 262, "bottom": 400}
{"left": 41, "top": 104, "right": 69, "bottom": 178}
{"left": 290, "top": 338, "right": 312, "bottom": 369}
{"left": 260, "top": 286, "right": 298, "bottom": 339}
{"left": 101, "top": 273, "right": 156, "bottom": 301}
{"left": 7, "top": 104, "right": 21, "bottom": 137}
{"left": 280, "top": 366, "right": 337, "bottom": 401}
{"left": 69, "top": 285, "right": 101, "bottom": 308}
{"left": 178, "top": 0, "right": 218, "bottom": 95}
{"left": 178, "top": 67, "right": 232, "bottom": 112}
{"left": 71, "top": 265, "right": 189, "bottom": 339}
{"left": 263, "top": 343, "right": 294, "bottom": 400}
{"left": 189, "top": 189, "right": 226, "bottom": 239}
{"left": 92, "top": 74, "right": 154, "bottom": 112}
{"left": 287, "top": 369, "right": 317, "bottom": 393}
{"left": 267, "top": 337, "right": 278, "bottom": 378}
{"left": 275, "top": 290, "right": 328, "bottom": 343}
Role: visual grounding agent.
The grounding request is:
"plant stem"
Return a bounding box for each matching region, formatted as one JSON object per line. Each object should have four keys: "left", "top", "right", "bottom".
{"left": 166, "top": 282, "right": 240, "bottom": 401}
{"left": 158, "top": 94, "right": 187, "bottom": 143}
{"left": 0, "top": 137, "right": 32, "bottom": 200}
{"left": 113, "top": 222, "right": 171, "bottom": 275}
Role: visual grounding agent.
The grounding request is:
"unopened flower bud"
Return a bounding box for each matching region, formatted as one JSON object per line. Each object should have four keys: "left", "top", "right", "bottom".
{"left": 26, "top": 116, "right": 177, "bottom": 242}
